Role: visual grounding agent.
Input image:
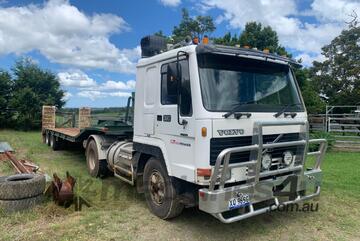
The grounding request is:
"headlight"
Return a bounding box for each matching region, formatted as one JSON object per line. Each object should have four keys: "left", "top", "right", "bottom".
{"left": 261, "top": 153, "right": 272, "bottom": 170}
{"left": 283, "top": 151, "right": 294, "bottom": 166}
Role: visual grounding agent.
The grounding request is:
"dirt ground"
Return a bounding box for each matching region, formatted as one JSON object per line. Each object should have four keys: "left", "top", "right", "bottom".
{"left": 0, "top": 130, "right": 359, "bottom": 241}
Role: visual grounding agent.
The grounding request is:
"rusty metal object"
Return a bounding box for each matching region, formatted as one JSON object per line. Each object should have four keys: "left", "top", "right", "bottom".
{"left": 4, "top": 152, "right": 30, "bottom": 173}
{"left": 51, "top": 172, "right": 76, "bottom": 207}
{"left": 0, "top": 142, "right": 41, "bottom": 174}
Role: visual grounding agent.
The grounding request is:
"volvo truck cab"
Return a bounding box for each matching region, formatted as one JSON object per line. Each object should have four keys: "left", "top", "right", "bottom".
{"left": 52, "top": 36, "right": 327, "bottom": 223}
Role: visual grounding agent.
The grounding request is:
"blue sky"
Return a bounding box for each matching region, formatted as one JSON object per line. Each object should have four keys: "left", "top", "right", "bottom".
{"left": 0, "top": 0, "right": 358, "bottom": 107}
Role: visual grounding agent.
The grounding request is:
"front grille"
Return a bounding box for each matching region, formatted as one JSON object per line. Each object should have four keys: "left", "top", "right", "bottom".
{"left": 209, "top": 133, "right": 301, "bottom": 165}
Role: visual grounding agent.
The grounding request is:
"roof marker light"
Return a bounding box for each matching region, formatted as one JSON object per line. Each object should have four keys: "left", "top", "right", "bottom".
{"left": 202, "top": 35, "right": 209, "bottom": 44}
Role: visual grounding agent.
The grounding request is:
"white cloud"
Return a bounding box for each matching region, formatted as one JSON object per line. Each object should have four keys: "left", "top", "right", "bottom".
{"left": 159, "top": 0, "right": 181, "bottom": 7}
{"left": 200, "top": 0, "right": 358, "bottom": 65}
{"left": 99, "top": 80, "right": 136, "bottom": 90}
{"left": 77, "top": 90, "right": 131, "bottom": 101}
{"left": 295, "top": 53, "right": 326, "bottom": 67}
{"left": 58, "top": 70, "right": 135, "bottom": 101}
{"left": 62, "top": 92, "right": 72, "bottom": 101}
{"left": 310, "top": 0, "right": 360, "bottom": 23}
{"left": 58, "top": 70, "right": 97, "bottom": 87}
{"left": 0, "top": 0, "right": 140, "bottom": 73}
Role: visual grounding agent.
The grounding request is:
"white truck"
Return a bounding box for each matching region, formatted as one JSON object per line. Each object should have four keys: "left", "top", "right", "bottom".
{"left": 44, "top": 35, "right": 327, "bottom": 223}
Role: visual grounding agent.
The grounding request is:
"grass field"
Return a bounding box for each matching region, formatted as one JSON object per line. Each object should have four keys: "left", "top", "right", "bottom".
{"left": 0, "top": 130, "right": 359, "bottom": 241}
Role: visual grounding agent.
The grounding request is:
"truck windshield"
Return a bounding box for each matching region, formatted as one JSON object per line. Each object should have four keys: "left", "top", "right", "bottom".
{"left": 197, "top": 53, "right": 304, "bottom": 113}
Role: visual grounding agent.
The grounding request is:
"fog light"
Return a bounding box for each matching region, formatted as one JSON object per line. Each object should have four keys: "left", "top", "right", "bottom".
{"left": 283, "top": 151, "right": 294, "bottom": 166}
{"left": 261, "top": 153, "right": 272, "bottom": 170}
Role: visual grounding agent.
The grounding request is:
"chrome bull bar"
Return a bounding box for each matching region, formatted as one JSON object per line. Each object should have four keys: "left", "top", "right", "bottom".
{"left": 199, "top": 120, "right": 328, "bottom": 223}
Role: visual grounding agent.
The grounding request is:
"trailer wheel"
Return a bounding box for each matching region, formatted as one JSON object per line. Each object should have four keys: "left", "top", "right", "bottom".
{"left": 86, "top": 139, "right": 108, "bottom": 178}
{"left": 50, "top": 134, "right": 61, "bottom": 151}
{"left": 143, "top": 157, "right": 184, "bottom": 219}
{"left": 45, "top": 132, "right": 51, "bottom": 146}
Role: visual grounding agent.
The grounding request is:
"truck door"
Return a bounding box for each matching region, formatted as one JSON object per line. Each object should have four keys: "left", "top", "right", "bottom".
{"left": 155, "top": 58, "right": 195, "bottom": 179}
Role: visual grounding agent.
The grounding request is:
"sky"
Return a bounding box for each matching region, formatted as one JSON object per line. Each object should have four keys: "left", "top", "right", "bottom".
{"left": 0, "top": 0, "right": 358, "bottom": 107}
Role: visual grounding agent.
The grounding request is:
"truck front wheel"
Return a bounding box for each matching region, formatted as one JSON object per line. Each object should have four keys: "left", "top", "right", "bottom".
{"left": 143, "top": 157, "right": 184, "bottom": 219}
{"left": 86, "top": 139, "right": 109, "bottom": 178}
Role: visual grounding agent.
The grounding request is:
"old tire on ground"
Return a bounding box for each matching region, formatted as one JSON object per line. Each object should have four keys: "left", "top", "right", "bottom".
{"left": 0, "top": 174, "right": 46, "bottom": 200}
{"left": 50, "top": 134, "right": 61, "bottom": 151}
{"left": 86, "top": 139, "right": 108, "bottom": 178}
{"left": 143, "top": 157, "right": 184, "bottom": 219}
{"left": 0, "top": 195, "right": 43, "bottom": 213}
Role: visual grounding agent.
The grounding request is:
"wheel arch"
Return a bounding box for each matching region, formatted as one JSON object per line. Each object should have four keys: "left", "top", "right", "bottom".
{"left": 85, "top": 135, "right": 107, "bottom": 160}
{"left": 133, "top": 141, "right": 171, "bottom": 176}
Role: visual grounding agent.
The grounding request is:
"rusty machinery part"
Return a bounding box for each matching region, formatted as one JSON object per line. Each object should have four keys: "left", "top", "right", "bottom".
{"left": 0, "top": 174, "right": 46, "bottom": 200}
{"left": 0, "top": 151, "right": 41, "bottom": 174}
{"left": 51, "top": 172, "right": 76, "bottom": 207}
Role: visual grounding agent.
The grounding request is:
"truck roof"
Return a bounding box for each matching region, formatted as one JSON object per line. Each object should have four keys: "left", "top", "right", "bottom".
{"left": 137, "top": 43, "right": 301, "bottom": 68}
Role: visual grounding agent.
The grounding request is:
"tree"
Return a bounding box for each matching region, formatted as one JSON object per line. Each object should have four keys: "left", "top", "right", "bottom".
{"left": 213, "top": 32, "right": 240, "bottom": 46}
{"left": 0, "top": 70, "right": 13, "bottom": 127}
{"left": 171, "top": 8, "right": 216, "bottom": 43}
{"left": 294, "top": 68, "right": 326, "bottom": 113}
{"left": 310, "top": 23, "right": 360, "bottom": 105}
{"left": 213, "top": 22, "right": 289, "bottom": 56}
{"left": 10, "top": 58, "right": 65, "bottom": 129}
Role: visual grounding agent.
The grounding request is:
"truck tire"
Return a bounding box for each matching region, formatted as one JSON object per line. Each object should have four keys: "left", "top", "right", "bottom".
{"left": 50, "top": 134, "right": 61, "bottom": 151}
{"left": 0, "top": 195, "right": 43, "bottom": 212}
{"left": 143, "top": 157, "right": 184, "bottom": 219}
{"left": 42, "top": 133, "right": 46, "bottom": 144}
{"left": 86, "top": 139, "right": 108, "bottom": 178}
{"left": 0, "top": 174, "right": 46, "bottom": 200}
{"left": 45, "top": 132, "right": 51, "bottom": 146}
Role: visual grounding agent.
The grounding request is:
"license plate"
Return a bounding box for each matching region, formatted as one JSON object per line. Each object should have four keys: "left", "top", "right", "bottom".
{"left": 228, "top": 193, "right": 250, "bottom": 210}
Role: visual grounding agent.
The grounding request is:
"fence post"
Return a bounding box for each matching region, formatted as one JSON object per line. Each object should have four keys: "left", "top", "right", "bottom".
{"left": 42, "top": 106, "right": 56, "bottom": 133}
{"left": 72, "top": 112, "right": 76, "bottom": 128}
{"left": 79, "top": 107, "right": 91, "bottom": 129}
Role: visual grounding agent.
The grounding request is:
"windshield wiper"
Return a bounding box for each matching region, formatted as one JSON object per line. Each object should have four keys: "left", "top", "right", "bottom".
{"left": 274, "top": 103, "right": 302, "bottom": 118}
{"left": 223, "top": 101, "right": 255, "bottom": 119}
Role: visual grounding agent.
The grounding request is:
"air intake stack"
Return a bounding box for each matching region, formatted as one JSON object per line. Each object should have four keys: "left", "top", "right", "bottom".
{"left": 140, "top": 35, "right": 167, "bottom": 58}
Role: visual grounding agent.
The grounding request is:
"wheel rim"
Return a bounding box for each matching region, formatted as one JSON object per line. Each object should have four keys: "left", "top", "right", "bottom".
{"left": 45, "top": 135, "right": 49, "bottom": 144}
{"left": 88, "top": 149, "right": 96, "bottom": 170}
{"left": 148, "top": 170, "right": 165, "bottom": 206}
{"left": 50, "top": 135, "right": 54, "bottom": 147}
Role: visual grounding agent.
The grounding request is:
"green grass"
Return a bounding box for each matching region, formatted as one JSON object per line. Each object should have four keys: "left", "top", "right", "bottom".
{"left": 0, "top": 130, "right": 360, "bottom": 241}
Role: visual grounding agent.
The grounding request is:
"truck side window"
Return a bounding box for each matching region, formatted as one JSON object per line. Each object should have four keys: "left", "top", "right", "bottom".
{"left": 161, "top": 63, "right": 178, "bottom": 105}
{"left": 161, "top": 60, "right": 192, "bottom": 116}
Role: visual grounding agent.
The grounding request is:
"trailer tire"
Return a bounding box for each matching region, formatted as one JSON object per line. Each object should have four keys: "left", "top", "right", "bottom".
{"left": 143, "top": 157, "right": 184, "bottom": 219}
{"left": 50, "top": 134, "right": 61, "bottom": 151}
{"left": 0, "top": 194, "right": 43, "bottom": 213}
{"left": 0, "top": 174, "right": 46, "bottom": 200}
{"left": 86, "top": 139, "right": 108, "bottom": 178}
{"left": 45, "top": 132, "right": 51, "bottom": 146}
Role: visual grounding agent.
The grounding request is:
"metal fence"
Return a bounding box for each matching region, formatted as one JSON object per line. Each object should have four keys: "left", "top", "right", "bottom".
{"left": 309, "top": 105, "right": 360, "bottom": 150}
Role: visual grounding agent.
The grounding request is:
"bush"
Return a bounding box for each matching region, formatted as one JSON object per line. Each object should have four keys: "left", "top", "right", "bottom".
{"left": 310, "top": 131, "right": 335, "bottom": 151}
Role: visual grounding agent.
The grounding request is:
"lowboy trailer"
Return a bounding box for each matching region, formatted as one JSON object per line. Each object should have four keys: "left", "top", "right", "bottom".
{"left": 43, "top": 35, "right": 327, "bottom": 223}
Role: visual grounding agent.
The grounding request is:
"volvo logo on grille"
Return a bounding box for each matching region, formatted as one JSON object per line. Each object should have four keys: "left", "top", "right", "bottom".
{"left": 217, "top": 129, "right": 244, "bottom": 136}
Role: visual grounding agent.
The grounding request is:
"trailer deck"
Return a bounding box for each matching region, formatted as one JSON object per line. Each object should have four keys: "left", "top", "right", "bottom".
{"left": 46, "top": 128, "right": 81, "bottom": 137}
